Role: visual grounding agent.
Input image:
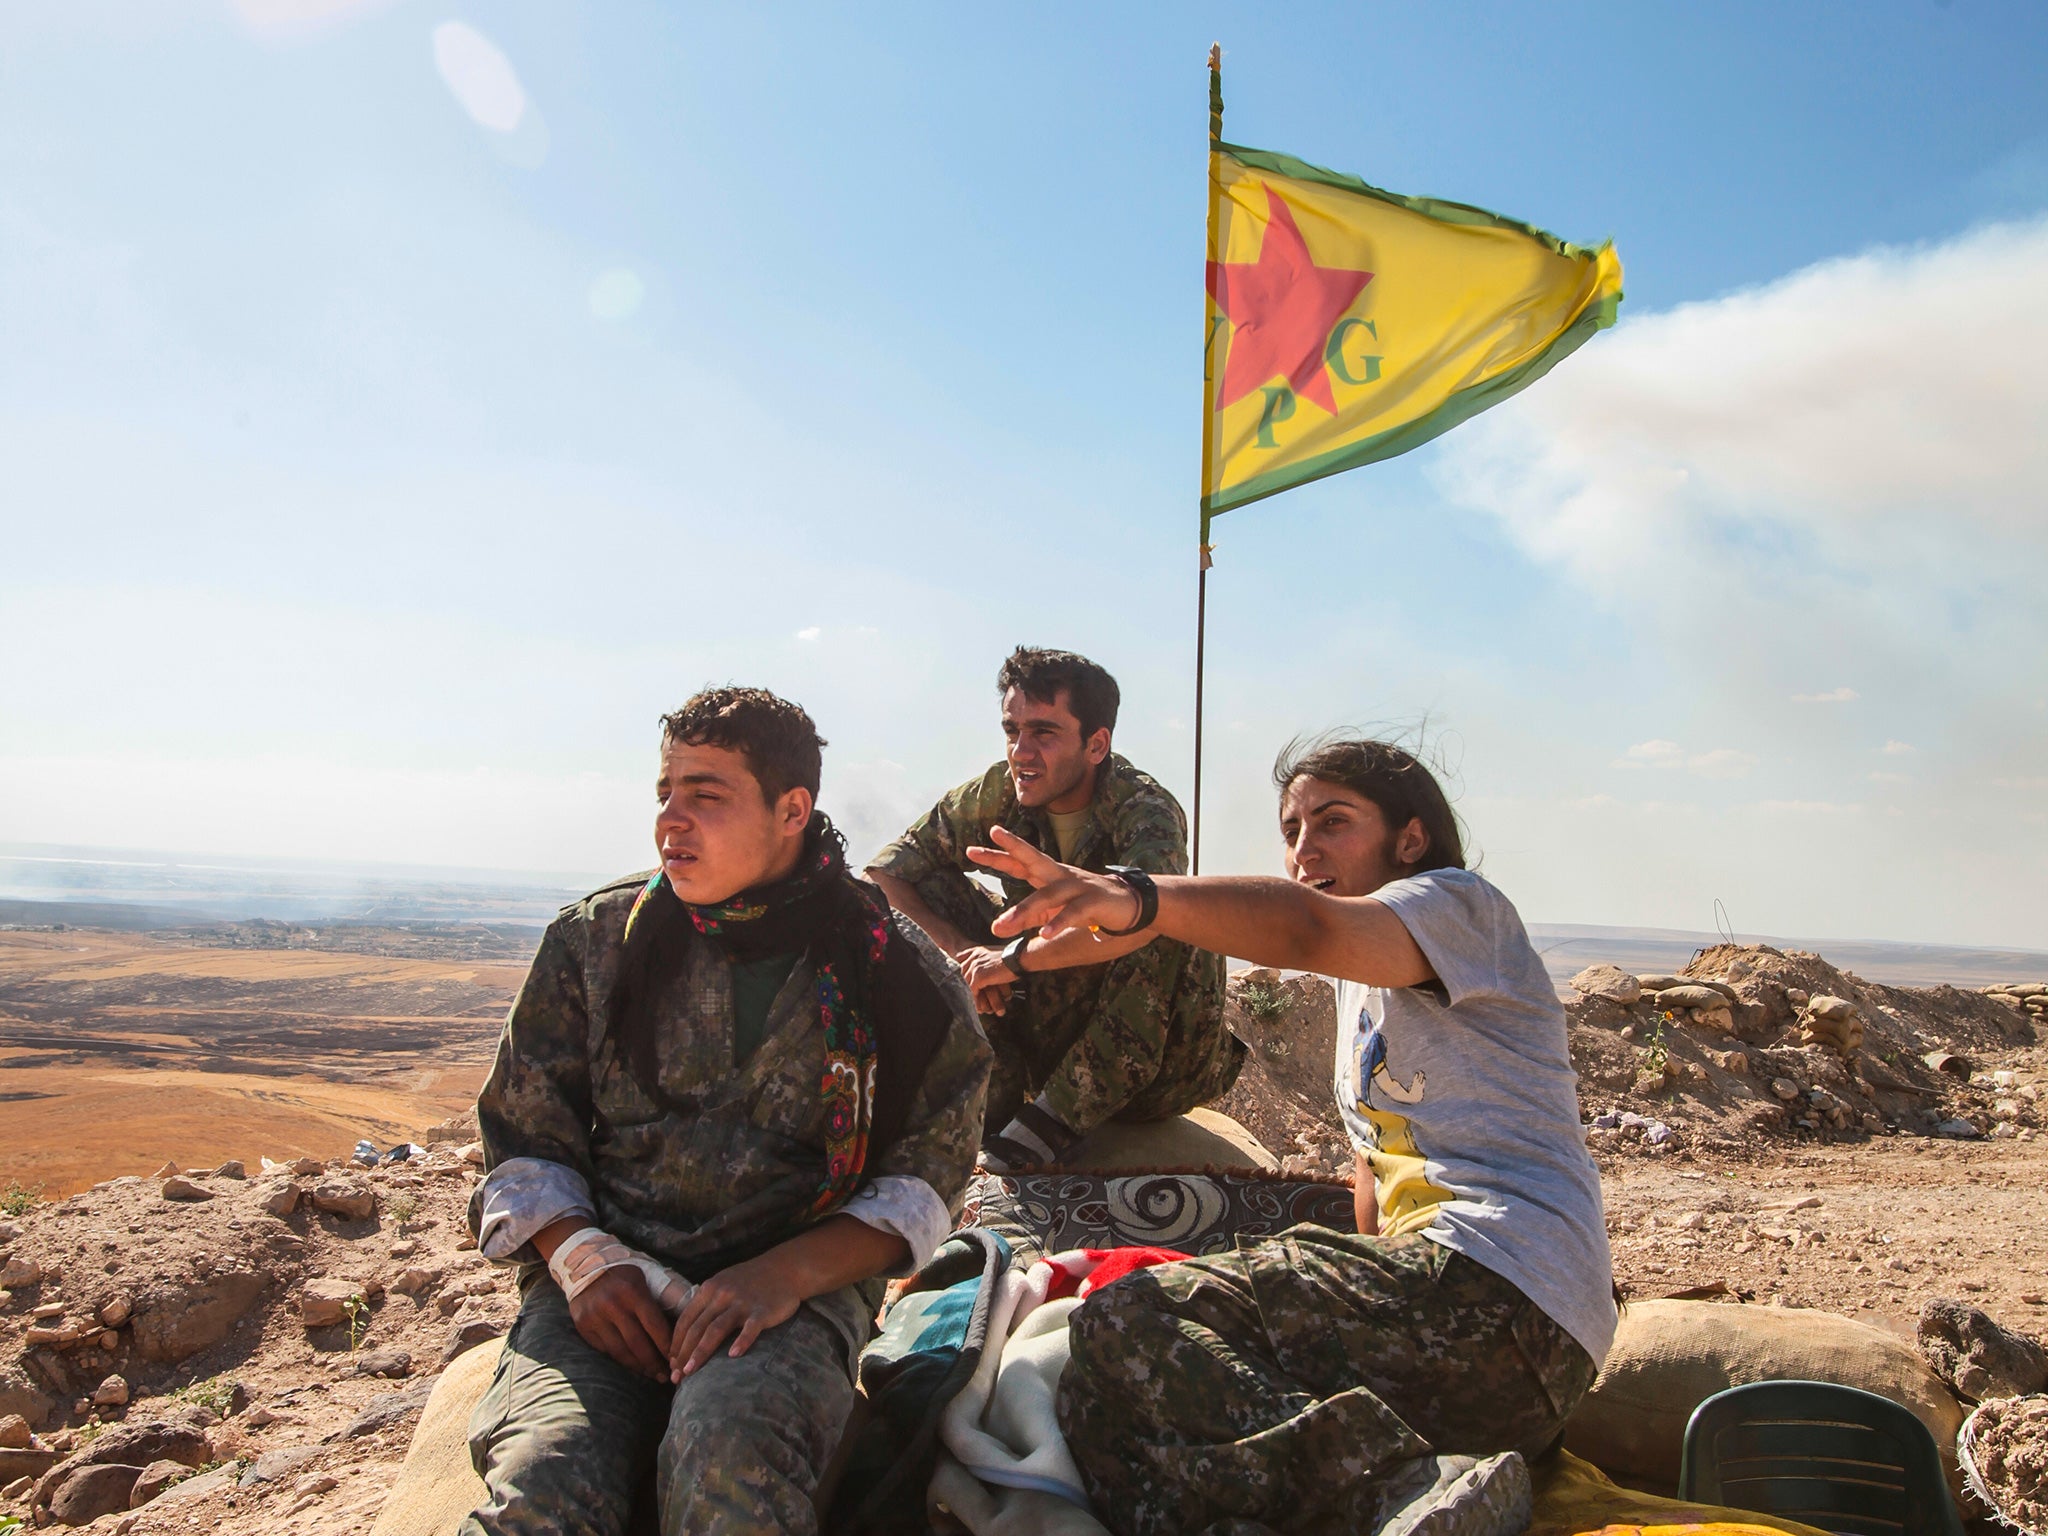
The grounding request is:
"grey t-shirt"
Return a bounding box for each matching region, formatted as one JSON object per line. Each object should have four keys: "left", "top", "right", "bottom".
{"left": 1330, "top": 866, "right": 1615, "bottom": 1364}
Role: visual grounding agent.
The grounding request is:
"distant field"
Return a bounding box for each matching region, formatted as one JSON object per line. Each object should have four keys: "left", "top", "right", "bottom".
{"left": 1527, "top": 922, "right": 2048, "bottom": 991}
{"left": 0, "top": 928, "right": 522, "bottom": 1194}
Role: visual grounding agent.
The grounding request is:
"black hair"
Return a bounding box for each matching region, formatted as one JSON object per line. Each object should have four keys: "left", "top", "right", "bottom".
{"left": 660, "top": 686, "right": 824, "bottom": 803}
{"left": 996, "top": 647, "right": 1120, "bottom": 740}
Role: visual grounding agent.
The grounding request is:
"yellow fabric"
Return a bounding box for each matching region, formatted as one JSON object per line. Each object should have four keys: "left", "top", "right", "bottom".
{"left": 1203, "top": 148, "right": 1622, "bottom": 509}
{"left": 1047, "top": 807, "right": 1090, "bottom": 864}
{"left": 1528, "top": 1450, "right": 1831, "bottom": 1536}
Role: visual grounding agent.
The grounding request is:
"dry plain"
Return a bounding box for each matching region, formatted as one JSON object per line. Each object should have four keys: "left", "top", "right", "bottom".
{"left": 0, "top": 928, "right": 519, "bottom": 1195}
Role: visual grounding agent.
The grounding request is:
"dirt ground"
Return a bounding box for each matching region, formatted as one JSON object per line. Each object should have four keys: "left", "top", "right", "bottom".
{"left": 1, "top": 924, "right": 2044, "bottom": 1535}
{"left": 0, "top": 929, "right": 512, "bottom": 1195}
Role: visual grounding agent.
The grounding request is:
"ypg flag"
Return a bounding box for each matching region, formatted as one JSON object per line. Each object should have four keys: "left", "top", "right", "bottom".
{"left": 1202, "top": 143, "right": 1622, "bottom": 515}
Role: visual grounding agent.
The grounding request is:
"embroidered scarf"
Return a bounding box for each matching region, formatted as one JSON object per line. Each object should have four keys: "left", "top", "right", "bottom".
{"left": 606, "top": 814, "right": 929, "bottom": 1223}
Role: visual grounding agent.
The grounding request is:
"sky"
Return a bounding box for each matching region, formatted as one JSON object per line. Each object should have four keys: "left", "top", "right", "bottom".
{"left": 2, "top": 1, "right": 2046, "bottom": 947}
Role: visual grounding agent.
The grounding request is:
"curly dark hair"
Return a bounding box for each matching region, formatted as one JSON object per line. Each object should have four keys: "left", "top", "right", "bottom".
{"left": 659, "top": 687, "right": 825, "bottom": 803}
{"left": 995, "top": 647, "right": 1120, "bottom": 740}
{"left": 1273, "top": 735, "right": 1466, "bottom": 874}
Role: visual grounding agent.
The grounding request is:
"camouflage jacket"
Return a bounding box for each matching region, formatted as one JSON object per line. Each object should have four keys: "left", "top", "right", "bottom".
{"left": 873, "top": 752, "right": 1192, "bottom": 896}
{"left": 469, "top": 874, "right": 990, "bottom": 1289}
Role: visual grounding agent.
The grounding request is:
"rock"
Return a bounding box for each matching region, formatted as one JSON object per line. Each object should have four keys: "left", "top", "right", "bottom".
{"left": 210, "top": 1160, "right": 247, "bottom": 1180}
{"left": 97, "top": 1294, "right": 132, "bottom": 1329}
{"left": 1935, "top": 1118, "right": 1981, "bottom": 1140}
{"left": 159, "top": 1177, "right": 213, "bottom": 1203}
{"left": 0, "top": 1257, "right": 43, "bottom": 1290}
{"left": 1785, "top": 987, "right": 1810, "bottom": 1007}
{"left": 344, "top": 1379, "right": 435, "bottom": 1437}
{"left": 309, "top": 1175, "right": 376, "bottom": 1220}
{"left": 128, "top": 1460, "right": 189, "bottom": 1507}
{"left": 1571, "top": 963, "right": 1642, "bottom": 1006}
{"left": 0, "top": 1221, "right": 18, "bottom": 1244}
{"left": 459, "top": 1142, "right": 486, "bottom": 1166}
{"left": 92, "top": 1376, "right": 130, "bottom": 1408}
{"left": 150, "top": 1161, "right": 178, "bottom": 1179}
{"left": 4, "top": 1472, "right": 34, "bottom": 1499}
{"left": 0, "top": 1447, "right": 60, "bottom": 1483}
{"left": 442, "top": 1315, "right": 505, "bottom": 1364}
{"left": 0, "top": 1413, "right": 29, "bottom": 1448}
{"left": 391, "top": 1266, "right": 433, "bottom": 1296}
{"left": 1692, "top": 1006, "right": 1736, "bottom": 1034}
{"left": 49, "top": 1462, "right": 144, "bottom": 1524}
{"left": 287, "top": 1156, "right": 324, "bottom": 1176}
{"left": 295, "top": 1471, "right": 340, "bottom": 1497}
{"left": 298, "top": 1278, "right": 367, "bottom": 1329}
{"left": 1771, "top": 1078, "right": 1802, "bottom": 1102}
{"left": 130, "top": 1271, "right": 268, "bottom": 1362}
{"left": 423, "top": 1113, "right": 479, "bottom": 1146}
{"left": 1918, "top": 1297, "right": 2048, "bottom": 1401}
{"left": 238, "top": 1445, "right": 321, "bottom": 1487}
{"left": 350, "top": 1348, "right": 412, "bottom": 1379}
{"left": 0, "top": 1372, "right": 54, "bottom": 1427}
{"left": 255, "top": 1179, "right": 302, "bottom": 1217}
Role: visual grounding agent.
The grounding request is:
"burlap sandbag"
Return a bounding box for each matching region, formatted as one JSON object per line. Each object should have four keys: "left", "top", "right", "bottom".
{"left": 1060, "top": 1108, "right": 1278, "bottom": 1172}
{"left": 1562, "top": 1301, "right": 1966, "bottom": 1500}
{"left": 368, "top": 1337, "right": 502, "bottom": 1536}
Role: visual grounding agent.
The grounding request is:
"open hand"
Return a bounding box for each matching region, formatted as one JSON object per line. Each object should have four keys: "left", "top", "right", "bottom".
{"left": 668, "top": 1251, "right": 804, "bottom": 1381}
{"left": 968, "top": 826, "right": 1144, "bottom": 940}
{"left": 567, "top": 1267, "right": 673, "bottom": 1382}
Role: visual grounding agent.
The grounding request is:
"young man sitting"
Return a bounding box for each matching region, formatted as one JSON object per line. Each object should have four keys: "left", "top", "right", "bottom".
{"left": 464, "top": 687, "right": 990, "bottom": 1536}
{"left": 967, "top": 737, "right": 1614, "bottom": 1536}
{"left": 866, "top": 645, "right": 1241, "bottom": 1172}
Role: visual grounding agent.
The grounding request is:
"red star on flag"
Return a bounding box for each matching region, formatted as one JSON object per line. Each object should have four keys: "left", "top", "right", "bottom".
{"left": 1206, "top": 184, "right": 1374, "bottom": 415}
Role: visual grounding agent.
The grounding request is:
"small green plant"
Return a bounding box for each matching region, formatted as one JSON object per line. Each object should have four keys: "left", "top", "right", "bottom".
{"left": 1237, "top": 981, "right": 1289, "bottom": 1026}
{"left": 385, "top": 1190, "right": 418, "bottom": 1229}
{"left": 3, "top": 1510, "right": 26, "bottom": 1534}
{"left": 169, "top": 1374, "right": 240, "bottom": 1420}
{"left": 0, "top": 1180, "right": 45, "bottom": 1217}
{"left": 343, "top": 1294, "right": 369, "bottom": 1353}
{"left": 1639, "top": 1013, "right": 1672, "bottom": 1079}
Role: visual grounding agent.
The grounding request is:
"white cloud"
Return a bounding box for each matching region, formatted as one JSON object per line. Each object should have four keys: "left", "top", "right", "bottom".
{"left": 1868, "top": 770, "right": 1911, "bottom": 784}
{"left": 433, "top": 22, "right": 528, "bottom": 133}
{"left": 1792, "top": 687, "right": 1859, "bottom": 704}
{"left": 588, "top": 269, "right": 645, "bottom": 322}
{"left": 795, "top": 626, "right": 821, "bottom": 641}
{"left": 1881, "top": 740, "right": 1915, "bottom": 755}
{"left": 1615, "top": 740, "right": 1755, "bottom": 778}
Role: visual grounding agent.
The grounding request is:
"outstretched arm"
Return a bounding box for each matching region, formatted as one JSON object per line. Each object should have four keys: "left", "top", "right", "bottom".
{"left": 866, "top": 867, "right": 976, "bottom": 959}
{"left": 968, "top": 827, "right": 1435, "bottom": 989}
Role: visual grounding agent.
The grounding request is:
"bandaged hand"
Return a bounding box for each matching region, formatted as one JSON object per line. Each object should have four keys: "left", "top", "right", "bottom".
{"left": 547, "top": 1225, "right": 695, "bottom": 1313}
{"left": 547, "top": 1226, "right": 695, "bottom": 1382}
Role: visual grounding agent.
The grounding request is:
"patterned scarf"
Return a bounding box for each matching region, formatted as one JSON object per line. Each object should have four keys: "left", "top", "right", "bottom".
{"left": 610, "top": 814, "right": 891, "bottom": 1219}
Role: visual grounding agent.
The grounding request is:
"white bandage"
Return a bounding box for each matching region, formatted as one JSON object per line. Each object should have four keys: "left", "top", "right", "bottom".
{"left": 546, "top": 1226, "right": 695, "bottom": 1314}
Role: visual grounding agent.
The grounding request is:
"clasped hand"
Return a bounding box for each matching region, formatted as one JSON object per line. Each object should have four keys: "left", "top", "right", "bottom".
{"left": 568, "top": 1251, "right": 804, "bottom": 1385}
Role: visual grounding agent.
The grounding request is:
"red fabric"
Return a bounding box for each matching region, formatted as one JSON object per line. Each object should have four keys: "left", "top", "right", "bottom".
{"left": 1039, "top": 1246, "right": 1190, "bottom": 1301}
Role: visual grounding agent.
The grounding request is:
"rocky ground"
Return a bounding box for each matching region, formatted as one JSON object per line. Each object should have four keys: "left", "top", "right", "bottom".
{"left": 0, "top": 1119, "right": 513, "bottom": 1533}
{"left": 0, "top": 940, "right": 2043, "bottom": 1534}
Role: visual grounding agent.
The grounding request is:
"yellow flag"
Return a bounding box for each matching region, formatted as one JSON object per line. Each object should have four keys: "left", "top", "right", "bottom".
{"left": 1203, "top": 142, "right": 1622, "bottom": 517}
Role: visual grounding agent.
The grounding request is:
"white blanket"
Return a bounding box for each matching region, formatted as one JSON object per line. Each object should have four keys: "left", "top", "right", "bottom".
{"left": 931, "top": 1260, "right": 1110, "bottom": 1535}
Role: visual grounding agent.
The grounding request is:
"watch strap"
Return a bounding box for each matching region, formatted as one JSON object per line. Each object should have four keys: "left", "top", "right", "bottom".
{"left": 1097, "top": 865, "right": 1159, "bottom": 936}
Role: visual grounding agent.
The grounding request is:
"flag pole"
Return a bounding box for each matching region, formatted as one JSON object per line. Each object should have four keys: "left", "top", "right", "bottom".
{"left": 1193, "top": 43, "right": 1222, "bottom": 875}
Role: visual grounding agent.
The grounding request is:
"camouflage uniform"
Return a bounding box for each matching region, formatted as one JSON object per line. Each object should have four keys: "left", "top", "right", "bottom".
{"left": 463, "top": 877, "right": 991, "bottom": 1536}
{"left": 1055, "top": 1228, "right": 1597, "bottom": 1536}
{"left": 871, "top": 754, "right": 1241, "bottom": 1148}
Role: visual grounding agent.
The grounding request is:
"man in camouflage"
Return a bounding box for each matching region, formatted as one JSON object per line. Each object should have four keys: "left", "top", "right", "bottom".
{"left": 463, "top": 687, "right": 990, "bottom": 1536}
{"left": 867, "top": 646, "right": 1239, "bottom": 1170}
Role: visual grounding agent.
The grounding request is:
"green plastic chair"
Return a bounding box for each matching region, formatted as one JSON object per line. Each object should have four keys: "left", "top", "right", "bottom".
{"left": 1676, "top": 1380, "right": 1963, "bottom": 1536}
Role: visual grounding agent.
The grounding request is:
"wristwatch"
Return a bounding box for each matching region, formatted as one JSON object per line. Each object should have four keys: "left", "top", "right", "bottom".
{"left": 1097, "top": 865, "right": 1159, "bottom": 936}
{"left": 1000, "top": 932, "right": 1033, "bottom": 976}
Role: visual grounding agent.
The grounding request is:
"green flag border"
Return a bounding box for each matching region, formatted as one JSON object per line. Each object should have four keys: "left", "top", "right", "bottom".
{"left": 1202, "top": 142, "right": 1622, "bottom": 518}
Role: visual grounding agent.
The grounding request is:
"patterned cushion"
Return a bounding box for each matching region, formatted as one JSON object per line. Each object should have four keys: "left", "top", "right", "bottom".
{"left": 960, "top": 1169, "right": 1357, "bottom": 1263}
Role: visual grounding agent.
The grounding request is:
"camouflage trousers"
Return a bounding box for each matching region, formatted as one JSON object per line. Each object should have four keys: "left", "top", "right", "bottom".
{"left": 910, "top": 871, "right": 1242, "bottom": 1140}
{"left": 462, "top": 1276, "right": 859, "bottom": 1536}
{"left": 1056, "top": 1228, "right": 1597, "bottom": 1536}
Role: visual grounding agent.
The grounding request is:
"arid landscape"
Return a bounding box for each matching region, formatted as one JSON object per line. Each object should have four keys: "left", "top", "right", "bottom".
{"left": 1, "top": 914, "right": 2045, "bottom": 1534}
{"left": 0, "top": 926, "right": 525, "bottom": 1197}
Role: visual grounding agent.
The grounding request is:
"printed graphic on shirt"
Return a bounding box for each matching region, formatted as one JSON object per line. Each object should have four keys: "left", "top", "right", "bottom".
{"left": 1351, "top": 1000, "right": 1455, "bottom": 1236}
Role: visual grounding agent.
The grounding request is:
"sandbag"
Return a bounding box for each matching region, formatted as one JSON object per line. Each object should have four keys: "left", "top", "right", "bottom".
{"left": 1562, "top": 1300, "right": 1967, "bottom": 1501}
{"left": 367, "top": 1337, "right": 502, "bottom": 1536}
{"left": 1059, "top": 1108, "right": 1277, "bottom": 1173}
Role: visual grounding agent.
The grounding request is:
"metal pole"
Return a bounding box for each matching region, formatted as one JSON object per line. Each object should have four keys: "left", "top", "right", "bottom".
{"left": 1193, "top": 44, "right": 1222, "bottom": 875}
